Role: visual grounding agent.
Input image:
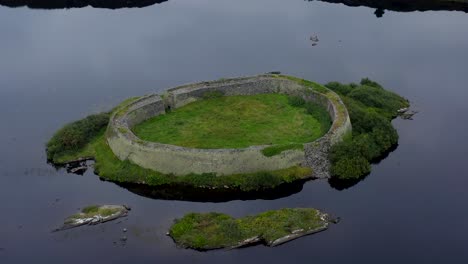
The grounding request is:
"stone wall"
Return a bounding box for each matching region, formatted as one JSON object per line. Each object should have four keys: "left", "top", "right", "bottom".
{"left": 106, "top": 74, "right": 351, "bottom": 177}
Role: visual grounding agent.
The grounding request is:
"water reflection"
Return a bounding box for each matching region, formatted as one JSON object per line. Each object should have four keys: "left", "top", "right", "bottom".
{"left": 312, "top": 0, "right": 468, "bottom": 17}
{"left": 111, "top": 180, "right": 308, "bottom": 202}
{"left": 0, "top": 0, "right": 167, "bottom": 9}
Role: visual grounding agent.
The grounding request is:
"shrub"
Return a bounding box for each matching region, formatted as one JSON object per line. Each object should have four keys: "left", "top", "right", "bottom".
{"left": 330, "top": 156, "right": 371, "bottom": 179}
{"left": 360, "top": 78, "right": 383, "bottom": 89}
{"left": 46, "top": 112, "right": 110, "bottom": 161}
{"left": 347, "top": 85, "right": 408, "bottom": 117}
{"left": 326, "top": 78, "right": 408, "bottom": 180}
{"left": 325, "top": 82, "right": 354, "bottom": 95}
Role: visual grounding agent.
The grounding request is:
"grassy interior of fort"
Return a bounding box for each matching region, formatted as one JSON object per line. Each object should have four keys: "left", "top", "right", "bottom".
{"left": 132, "top": 94, "right": 331, "bottom": 149}
{"left": 326, "top": 78, "right": 409, "bottom": 180}
{"left": 169, "top": 208, "right": 327, "bottom": 250}
{"left": 46, "top": 96, "right": 312, "bottom": 191}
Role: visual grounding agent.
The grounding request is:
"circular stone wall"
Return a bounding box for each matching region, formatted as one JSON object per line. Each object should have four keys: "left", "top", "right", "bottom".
{"left": 106, "top": 74, "right": 352, "bottom": 178}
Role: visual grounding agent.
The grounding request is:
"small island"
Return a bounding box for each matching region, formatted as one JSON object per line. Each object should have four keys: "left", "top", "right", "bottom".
{"left": 46, "top": 74, "right": 408, "bottom": 194}
{"left": 169, "top": 208, "right": 337, "bottom": 250}
{"left": 54, "top": 205, "right": 130, "bottom": 231}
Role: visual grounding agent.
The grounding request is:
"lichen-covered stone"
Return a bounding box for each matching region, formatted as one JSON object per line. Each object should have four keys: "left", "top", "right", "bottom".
{"left": 54, "top": 205, "right": 130, "bottom": 231}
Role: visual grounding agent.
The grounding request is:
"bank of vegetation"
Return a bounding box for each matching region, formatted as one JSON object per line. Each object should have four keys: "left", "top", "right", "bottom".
{"left": 325, "top": 78, "right": 409, "bottom": 180}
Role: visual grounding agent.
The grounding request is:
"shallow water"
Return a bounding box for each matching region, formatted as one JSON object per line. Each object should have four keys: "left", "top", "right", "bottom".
{"left": 1, "top": 0, "right": 468, "bottom": 263}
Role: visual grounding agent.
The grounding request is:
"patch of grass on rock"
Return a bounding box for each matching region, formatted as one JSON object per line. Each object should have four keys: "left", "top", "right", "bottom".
{"left": 169, "top": 208, "right": 328, "bottom": 250}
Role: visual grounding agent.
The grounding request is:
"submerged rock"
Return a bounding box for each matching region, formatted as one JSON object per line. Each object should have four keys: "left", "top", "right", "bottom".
{"left": 397, "top": 107, "right": 409, "bottom": 113}
{"left": 310, "top": 35, "right": 319, "bottom": 46}
{"left": 54, "top": 205, "right": 129, "bottom": 232}
{"left": 398, "top": 107, "right": 418, "bottom": 120}
{"left": 68, "top": 166, "right": 88, "bottom": 174}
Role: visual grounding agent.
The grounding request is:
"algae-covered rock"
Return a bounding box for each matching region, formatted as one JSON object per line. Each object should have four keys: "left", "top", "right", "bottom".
{"left": 55, "top": 205, "right": 130, "bottom": 231}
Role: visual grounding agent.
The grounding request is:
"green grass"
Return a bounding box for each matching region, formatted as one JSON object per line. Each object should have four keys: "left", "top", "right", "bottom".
{"left": 65, "top": 205, "right": 121, "bottom": 223}
{"left": 82, "top": 205, "right": 100, "bottom": 214}
{"left": 326, "top": 79, "right": 409, "bottom": 180}
{"left": 48, "top": 126, "right": 312, "bottom": 191}
{"left": 169, "top": 208, "right": 326, "bottom": 250}
{"left": 132, "top": 94, "right": 330, "bottom": 149}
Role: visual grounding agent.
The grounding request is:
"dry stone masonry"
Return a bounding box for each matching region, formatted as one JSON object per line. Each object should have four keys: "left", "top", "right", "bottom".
{"left": 106, "top": 74, "right": 351, "bottom": 178}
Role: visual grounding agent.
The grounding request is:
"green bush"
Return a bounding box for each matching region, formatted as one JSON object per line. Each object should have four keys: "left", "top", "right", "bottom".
{"left": 326, "top": 78, "right": 408, "bottom": 180}
{"left": 46, "top": 112, "right": 110, "bottom": 161}
{"left": 330, "top": 156, "right": 371, "bottom": 179}
{"left": 347, "top": 85, "right": 407, "bottom": 117}
{"left": 360, "top": 78, "right": 383, "bottom": 89}
{"left": 324, "top": 82, "right": 354, "bottom": 96}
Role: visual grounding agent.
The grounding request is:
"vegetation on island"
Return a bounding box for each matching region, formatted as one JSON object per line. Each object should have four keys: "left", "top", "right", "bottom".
{"left": 133, "top": 94, "right": 331, "bottom": 149}
{"left": 46, "top": 97, "right": 312, "bottom": 191}
{"left": 46, "top": 75, "right": 408, "bottom": 190}
{"left": 325, "top": 78, "right": 409, "bottom": 180}
{"left": 169, "top": 208, "right": 330, "bottom": 250}
{"left": 46, "top": 97, "right": 139, "bottom": 163}
{"left": 67, "top": 205, "right": 122, "bottom": 220}
{"left": 46, "top": 112, "right": 110, "bottom": 162}
{"left": 57, "top": 204, "right": 130, "bottom": 231}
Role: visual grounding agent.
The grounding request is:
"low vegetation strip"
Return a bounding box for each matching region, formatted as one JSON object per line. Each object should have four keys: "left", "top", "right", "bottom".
{"left": 132, "top": 94, "right": 330, "bottom": 149}
{"left": 169, "top": 208, "right": 333, "bottom": 250}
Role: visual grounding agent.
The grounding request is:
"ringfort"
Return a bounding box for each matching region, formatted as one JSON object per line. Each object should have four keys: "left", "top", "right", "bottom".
{"left": 107, "top": 74, "right": 351, "bottom": 178}
{"left": 47, "top": 73, "right": 408, "bottom": 192}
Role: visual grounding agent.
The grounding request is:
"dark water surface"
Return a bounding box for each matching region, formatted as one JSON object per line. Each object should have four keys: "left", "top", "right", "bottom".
{"left": 1, "top": 0, "right": 468, "bottom": 263}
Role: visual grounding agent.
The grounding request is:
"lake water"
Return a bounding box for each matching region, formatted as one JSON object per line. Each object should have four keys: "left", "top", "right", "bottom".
{"left": 1, "top": 0, "right": 468, "bottom": 263}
